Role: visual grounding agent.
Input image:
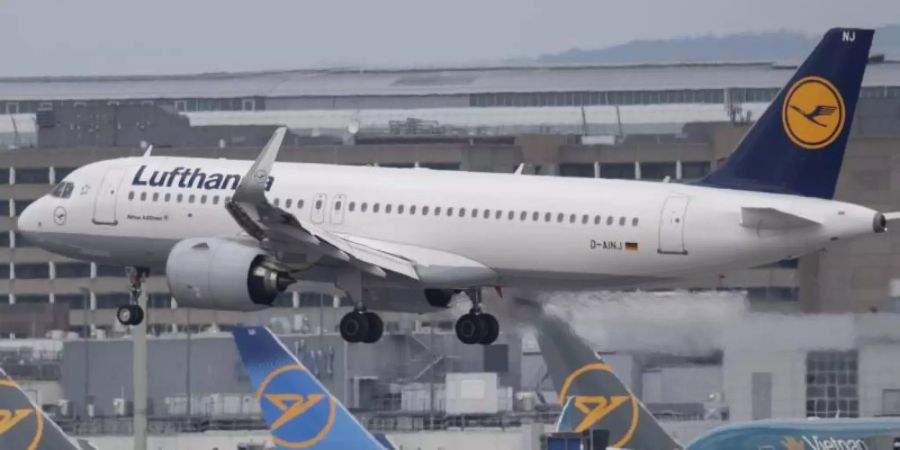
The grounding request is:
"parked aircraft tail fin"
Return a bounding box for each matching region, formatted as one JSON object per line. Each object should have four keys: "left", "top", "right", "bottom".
{"left": 0, "top": 368, "right": 82, "bottom": 450}
{"left": 697, "top": 28, "right": 874, "bottom": 199}
{"left": 535, "top": 311, "right": 683, "bottom": 450}
{"left": 232, "top": 326, "right": 388, "bottom": 450}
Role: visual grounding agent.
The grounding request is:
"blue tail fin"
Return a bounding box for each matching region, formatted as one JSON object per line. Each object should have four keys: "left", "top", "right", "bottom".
{"left": 232, "top": 326, "right": 387, "bottom": 450}
{"left": 0, "top": 368, "right": 83, "bottom": 450}
{"left": 697, "top": 28, "right": 874, "bottom": 199}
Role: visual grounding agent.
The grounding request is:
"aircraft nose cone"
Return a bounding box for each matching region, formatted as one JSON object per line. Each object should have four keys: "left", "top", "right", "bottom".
{"left": 16, "top": 199, "right": 43, "bottom": 237}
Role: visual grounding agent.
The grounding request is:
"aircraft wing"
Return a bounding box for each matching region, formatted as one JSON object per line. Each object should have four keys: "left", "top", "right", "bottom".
{"left": 225, "top": 128, "right": 420, "bottom": 281}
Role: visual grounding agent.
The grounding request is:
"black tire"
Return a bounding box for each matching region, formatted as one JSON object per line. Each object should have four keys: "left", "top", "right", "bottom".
{"left": 131, "top": 305, "right": 145, "bottom": 326}
{"left": 116, "top": 305, "right": 134, "bottom": 326}
{"left": 340, "top": 312, "right": 370, "bottom": 343}
{"left": 424, "top": 289, "right": 454, "bottom": 309}
{"left": 362, "top": 312, "right": 384, "bottom": 344}
{"left": 478, "top": 314, "right": 499, "bottom": 345}
{"left": 455, "top": 313, "right": 481, "bottom": 345}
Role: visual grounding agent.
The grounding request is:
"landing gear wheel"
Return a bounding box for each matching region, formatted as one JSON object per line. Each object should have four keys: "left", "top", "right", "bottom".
{"left": 455, "top": 313, "right": 482, "bottom": 345}
{"left": 340, "top": 311, "right": 370, "bottom": 343}
{"left": 362, "top": 312, "right": 384, "bottom": 344}
{"left": 477, "top": 314, "right": 499, "bottom": 345}
{"left": 116, "top": 304, "right": 144, "bottom": 326}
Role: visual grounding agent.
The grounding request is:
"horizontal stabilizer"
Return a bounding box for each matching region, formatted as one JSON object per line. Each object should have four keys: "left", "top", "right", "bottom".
{"left": 883, "top": 212, "right": 900, "bottom": 222}
{"left": 741, "top": 207, "right": 822, "bottom": 229}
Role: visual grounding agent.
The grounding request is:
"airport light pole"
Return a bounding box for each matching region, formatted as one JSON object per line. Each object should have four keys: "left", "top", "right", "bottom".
{"left": 130, "top": 271, "right": 149, "bottom": 450}
{"left": 79, "top": 287, "right": 91, "bottom": 419}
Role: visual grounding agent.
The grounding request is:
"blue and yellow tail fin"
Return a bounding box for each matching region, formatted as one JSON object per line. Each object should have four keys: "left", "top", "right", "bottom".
{"left": 0, "top": 368, "right": 83, "bottom": 450}
{"left": 697, "top": 28, "right": 874, "bottom": 199}
{"left": 232, "top": 326, "right": 388, "bottom": 450}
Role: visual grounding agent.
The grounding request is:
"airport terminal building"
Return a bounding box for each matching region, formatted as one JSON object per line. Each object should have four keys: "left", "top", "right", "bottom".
{"left": 2, "top": 60, "right": 900, "bottom": 446}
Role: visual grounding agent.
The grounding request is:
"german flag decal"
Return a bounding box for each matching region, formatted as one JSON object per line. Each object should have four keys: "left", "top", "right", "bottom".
{"left": 625, "top": 242, "right": 639, "bottom": 252}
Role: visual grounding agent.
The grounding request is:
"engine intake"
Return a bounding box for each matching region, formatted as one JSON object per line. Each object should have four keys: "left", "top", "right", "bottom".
{"left": 166, "top": 238, "right": 293, "bottom": 310}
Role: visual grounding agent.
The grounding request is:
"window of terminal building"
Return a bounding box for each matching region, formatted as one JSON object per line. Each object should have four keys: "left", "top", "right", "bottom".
{"left": 5, "top": 102, "right": 19, "bottom": 115}
{"left": 299, "top": 292, "right": 330, "bottom": 308}
{"left": 0, "top": 231, "right": 10, "bottom": 247}
{"left": 54, "top": 294, "right": 87, "bottom": 309}
{"left": 13, "top": 232, "right": 33, "bottom": 247}
{"left": 95, "top": 264, "right": 126, "bottom": 278}
{"left": 806, "top": 350, "right": 858, "bottom": 418}
{"left": 599, "top": 163, "right": 636, "bottom": 180}
{"left": 640, "top": 162, "right": 677, "bottom": 181}
{"left": 0, "top": 200, "right": 8, "bottom": 217}
{"left": 54, "top": 167, "right": 76, "bottom": 182}
{"left": 95, "top": 293, "right": 130, "bottom": 309}
{"left": 681, "top": 162, "right": 711, "bottom": 180}
{"left": 15, "top": 294, "right": 49, "bottom": 304}
{"left": 559, "top": 163, "right": 595, "bottom": 178}
{"left": 0, "top": 264, "right": 9, "bottom": 279}
{"left": 148, "top": 294, "right": 172, "bottom": 309}
{"left": 271, "top": 292, "right": 293, "bottom": 308}
{"left": 14, "top": 263, "right": 49, "bottom": 279}
{"left": 14, "top": 168, "right": 50, "bottom": 184}
{"left": 54, "top": 262, "right": 91, "bottom": 279}
{"left": 0, "top": 169, "right": 9, "bottom": 185}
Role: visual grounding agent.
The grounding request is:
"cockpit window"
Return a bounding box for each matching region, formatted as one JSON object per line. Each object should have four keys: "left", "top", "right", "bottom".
{"left": 50, "top": 181, "right": 75, "bottom": 199}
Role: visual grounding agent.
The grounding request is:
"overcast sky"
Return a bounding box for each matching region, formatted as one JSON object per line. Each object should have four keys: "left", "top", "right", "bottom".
{"left": 0, "top": 0, "right": 898, "bottom": 76}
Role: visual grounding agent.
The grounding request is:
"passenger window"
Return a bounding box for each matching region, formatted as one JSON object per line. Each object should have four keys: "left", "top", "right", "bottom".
{"left": 298, "top": 199, "right": 305, "bottom": 209}
{"left": 632, "top": 217, "right": 639, "bottom": 226}
{"left": 459, "top": 208, "right": 465, "bottom": 218}
{"left": 165, "top": 193, "right": 171, "bottom": 202}
{"left": 349, "top": 202, "right": 355, "bottom": 212}
{"left": 607, "top": 216, "right": 614, "bottom": 225}
{"left": 285, "top": 199, "right": 292, "bottom": 208}
{"left": 532, "top": 212, "right": 539, "bottom": 221}
{"left": 544, "top": 212, "right": 551, "bottom": 222}
{"left": 200, "top": 195, "right": 207, "bottom": 204}
{"left": 557, "top": 213, "right": 564, "bottom": 223}
{"left": 335, "top": 201, "right": 342, "bottom": 211}
{"left": 472, "top": 208, "right": 478, "bottom": 217}
{"left": 422, "top": 206, "right": 430, "bottom": 215}
{"left": 483, "top": 209, "right": 490, "bottom": 219}
{"left": 569, "top": 214, "right": 576, "bottom": 223}
{"left": 212, "top": 195, "right": 219, "bottom": 205}
{"left": 447, "top": 207, "right": 454, "bottom": 216}
{"left": 315, "top": 199, "right": 323, "bottom": 210}
{"left": 619, "top": 217, "right": 626, "bottom": 226}
{"left": 508, "top": 211, "right": 514, "bottom": 220}
{"left": 398, "top": 205, "right": 405, "bottom": 214}
{"left": 386, "top": 204, "right": 392, "bottom": 214}
{"left": 188, "top": 194, "right": 195, "bottom": 204}
{"left": 410, "top": 205, "right": 417, "bottom": 215}
{"left": 152, "top": 192, "right": 159, "bottom": 202}
{"left": 361, "top": 203, "right": 368, "bottom": 212}
{"left": 373, "top": 203, "right": 380, "bottom": 213}
{"left": 273, "top": 198, "right": 280, "bottom": 207}
{"left": 140, "top": 192, "right": 147, "bottom": 201}
{"left": 128, "top": 192, "right": 135, "bottom": 200}
{"left": 520, "top": 211, "right": 527, "bottom": 221}
{"left": 177, "top": 194, "right": 184, "bottom": 203}
{"left": 434, "top": 206, "right": 441, "bottom": 216}
{"left": 582, "top": 215, "right": 588, "bottom": 224}
{"left": 594, "top": 215, "right": 601, "bottom": 225}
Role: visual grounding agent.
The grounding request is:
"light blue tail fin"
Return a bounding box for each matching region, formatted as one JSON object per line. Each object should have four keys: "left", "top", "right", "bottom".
{"left": 232, "top": 326, "right": 387, "bottom": 450}
{"left": 0, "top": 367, "right": 82, "bottom": 450}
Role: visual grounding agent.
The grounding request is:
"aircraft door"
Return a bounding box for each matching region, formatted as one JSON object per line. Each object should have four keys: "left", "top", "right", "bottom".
{"left": 330, "top": 194, "right": 346, "bottom": 224}
{"left": 658, "top": 196, "right": 689, "bottom": 254}
{"left": 92, "top": 168, "right": 126, "bottom": 225}
{"left": 311, "top": 193, "right": 328, "bottom": 224}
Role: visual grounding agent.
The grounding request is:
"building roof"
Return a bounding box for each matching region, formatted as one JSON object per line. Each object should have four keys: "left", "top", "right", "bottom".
{"left": 0, "top": 62, "right": 898, "bottom": 101}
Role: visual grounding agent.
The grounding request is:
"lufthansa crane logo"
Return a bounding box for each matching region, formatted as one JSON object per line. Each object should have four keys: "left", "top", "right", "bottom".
{"left": 559, "top": 363, "right": 639, "bottom": 448}
{"left": 782, "top": 76, "right": 846, "bottom": 150}
{"left": 0, "top": 379, "right": 43, "bottom": 450}
{"left": 256, "top": 365, "right": 336, "bottom": 449}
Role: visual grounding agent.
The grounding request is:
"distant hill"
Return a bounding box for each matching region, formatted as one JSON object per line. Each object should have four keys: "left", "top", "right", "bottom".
{"left": 530, "top": 25, "right": 900, "bottom": 64}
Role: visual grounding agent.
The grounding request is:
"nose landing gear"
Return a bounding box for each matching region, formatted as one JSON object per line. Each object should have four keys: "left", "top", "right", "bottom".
{"left": 117, "top": 267, "right": 148, "bottom": 326}
{"left": 454, "top": 289, "right": 499, "bottom": 345}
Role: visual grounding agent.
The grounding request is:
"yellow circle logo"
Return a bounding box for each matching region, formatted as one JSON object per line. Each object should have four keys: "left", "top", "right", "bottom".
{"left": 782, "top": 76, "right": 845, "bottom": 150}
{"left": 559, "top": 363, "right": 639, "bottom": 448}
{"left": 256, "top": 365, "right": 336, "bottom": 449}
{"left": 0, "top": 379, "right": 43, "bottom": 450}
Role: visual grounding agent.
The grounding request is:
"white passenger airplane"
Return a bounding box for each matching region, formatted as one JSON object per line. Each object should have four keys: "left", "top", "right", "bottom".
{"left": 17, "top": 28, "right": 894, "bottom": 345}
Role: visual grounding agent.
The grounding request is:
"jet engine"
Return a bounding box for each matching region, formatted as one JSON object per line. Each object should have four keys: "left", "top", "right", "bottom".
{"left": 166, "top": 238, "right": 294, "bottom": 311}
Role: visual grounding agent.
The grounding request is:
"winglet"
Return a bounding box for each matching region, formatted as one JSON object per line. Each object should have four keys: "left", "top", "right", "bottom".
{"left": 142, "top": 145, "right": 153, "bottom": 157}
{"left": 513, "top": 163, "right": 525, "bottom": 175}
{"left": 233, "top": 127, "right": 287, "bottom": 203}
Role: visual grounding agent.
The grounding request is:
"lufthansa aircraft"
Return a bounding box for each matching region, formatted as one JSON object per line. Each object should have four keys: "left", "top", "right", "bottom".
{"left": 17, "top": 28, "right": 893, "bottom": 345}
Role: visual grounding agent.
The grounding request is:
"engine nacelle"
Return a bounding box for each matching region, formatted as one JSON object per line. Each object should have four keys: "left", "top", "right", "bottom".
{"left": 166, "top": 238, "right": 293, "bottom": 311}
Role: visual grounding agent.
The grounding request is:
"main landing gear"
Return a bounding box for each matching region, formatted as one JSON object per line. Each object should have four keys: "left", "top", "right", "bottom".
{"left": 339, "top": 309, "right": 384, "bottom": 344}
{"left": 455, "top": 289, "right": 499, "bottom": 346}
{"left": 117, "top": 267, "right": 148, "bottom": 326}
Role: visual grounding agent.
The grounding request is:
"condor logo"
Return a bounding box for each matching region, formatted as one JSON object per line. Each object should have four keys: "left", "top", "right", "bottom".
{"left": 559, "top": 363, "right": 639, "bottom": 448}
{"left": 782, "top": 76, "right": 846, "bottom": 150}
{"left": 256, "top": 365, "right": 336, "bottom": 449}
{"left": 0, "top": 379, "right": 43, "bottom": 450}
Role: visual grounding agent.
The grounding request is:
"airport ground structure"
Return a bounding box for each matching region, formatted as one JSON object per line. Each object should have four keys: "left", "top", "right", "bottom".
{"left": 1, "top": 61, "right": 900, "bottom": 448}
